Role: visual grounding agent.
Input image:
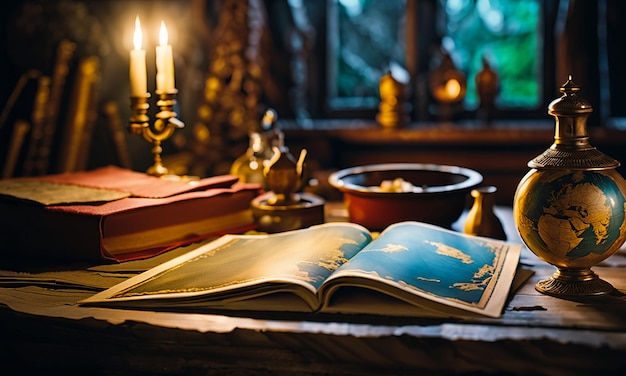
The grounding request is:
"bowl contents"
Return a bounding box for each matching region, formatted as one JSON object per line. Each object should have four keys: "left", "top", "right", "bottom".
{"left": 372, "top": 178, "right": 423, "bottom": 193}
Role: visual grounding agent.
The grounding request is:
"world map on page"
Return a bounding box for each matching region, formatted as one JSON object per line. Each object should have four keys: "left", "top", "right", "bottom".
{"left": 107, "top": 224, "right": 372, "bottom": 299}
{"left": 331, "top": 222, "right": 507, "bottom": 307}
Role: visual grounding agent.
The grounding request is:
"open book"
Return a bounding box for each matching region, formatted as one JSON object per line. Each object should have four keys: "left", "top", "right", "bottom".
{"left": 80, "top": 221, "right": 523, "bottom": 318}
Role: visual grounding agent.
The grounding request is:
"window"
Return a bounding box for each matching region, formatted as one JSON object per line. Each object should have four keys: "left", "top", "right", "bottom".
{"left": 327, "top": 0, "right": 407, "bottom": 110}
{"left": 321, "top": 0, "right": 544, "bottom": 120}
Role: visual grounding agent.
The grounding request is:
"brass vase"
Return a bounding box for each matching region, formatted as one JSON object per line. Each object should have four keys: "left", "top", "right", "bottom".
{"left": 513, "top": 76, "right": 626, "bottom": 297}
{"left": 464, "top": 186, "right": 507, "bottom": 240}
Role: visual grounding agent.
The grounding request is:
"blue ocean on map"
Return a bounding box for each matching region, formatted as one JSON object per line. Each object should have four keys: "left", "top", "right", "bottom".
{"left": 336, "top": 223, "right": 499, "bottom": 304}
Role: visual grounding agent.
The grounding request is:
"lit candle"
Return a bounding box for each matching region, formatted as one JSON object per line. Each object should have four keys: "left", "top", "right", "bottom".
{"left": 129, "top": 16, "right": 147, "bottom": 97}
{"left": 156, "top": 21, "right": 175, "bottom": 92}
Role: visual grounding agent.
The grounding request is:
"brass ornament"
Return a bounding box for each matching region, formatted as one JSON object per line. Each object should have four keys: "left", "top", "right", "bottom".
{"left": 376, "top": 71, "right": 410, "bottom": 129}
{"left": 229, "top": 109, "right": 277, "bottom": 190}
{"left": 475, "top": 55, "right": 499, "bottom": 123}
{"left": 464, "top": 186, "right": 507, "bottom": 241}
{"left": 129, "top": 91, "right": 184, "bottom": 177}
{"left": 251, "top": 139, "right": 325, "bottom": 233}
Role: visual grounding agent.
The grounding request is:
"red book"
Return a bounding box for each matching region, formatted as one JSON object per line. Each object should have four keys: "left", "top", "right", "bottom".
{"left": 0, "top": 166, "right": 262, "bottom": 263}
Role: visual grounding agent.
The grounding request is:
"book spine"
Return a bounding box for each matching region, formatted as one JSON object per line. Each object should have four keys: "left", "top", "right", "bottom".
{"left": 57, "top": 56, "right": 101, "bottom": 172}
{"left": 75, "top": 57, "right": 101, "bottom": 172}
{"left": 32, "top": 39, "right": 76, "bottom": 175}
{"left": 102, "top": 101, "right": 133, "bottom": 169}
{"left": 22, "top": 75, "right": 51, "bottom": 176}
{"left": 2, "top": 120, "right": 30, "bottom": 179}
{"left": 0, "top": 69, "right": 40, "bottom": 130}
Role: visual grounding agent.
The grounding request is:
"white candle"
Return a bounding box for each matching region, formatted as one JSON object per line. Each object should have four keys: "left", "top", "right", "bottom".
{"left": 129, "top": 16, "right": 147, "bottom": 97}
{"left": 156, "top": 21, "right": 175, "bottom": 92}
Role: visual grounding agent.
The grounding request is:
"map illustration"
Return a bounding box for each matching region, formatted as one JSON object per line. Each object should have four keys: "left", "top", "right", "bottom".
{"left": 111, "top": 224, "right": 371, "bottom": 298}
{"left": 329, "top": 222, "right": 504, "bottom": 306}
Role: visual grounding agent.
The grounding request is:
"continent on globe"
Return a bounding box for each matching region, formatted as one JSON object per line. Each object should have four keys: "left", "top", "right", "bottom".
{"left": 539, "top": 179, "right": 611, "bottom": 258}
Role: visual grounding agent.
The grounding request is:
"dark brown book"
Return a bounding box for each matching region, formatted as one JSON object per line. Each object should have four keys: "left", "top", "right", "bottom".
{"left": 0, "top": 166, "right": 262, "bottom": 263}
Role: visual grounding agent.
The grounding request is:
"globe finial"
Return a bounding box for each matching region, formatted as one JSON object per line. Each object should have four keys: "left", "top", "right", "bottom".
{"left": 548, "top": 75, "right": 591, "bottom": 116}
{"left": 560, "top": 74, "right": 580, "bottom": 94}
{"left": 530, "top": 76, "right": 618, "bottom": 170}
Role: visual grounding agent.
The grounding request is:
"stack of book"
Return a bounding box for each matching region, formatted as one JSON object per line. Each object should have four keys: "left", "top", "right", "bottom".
{"left": 0, "top": 166, "right": 262, "bottom": 263}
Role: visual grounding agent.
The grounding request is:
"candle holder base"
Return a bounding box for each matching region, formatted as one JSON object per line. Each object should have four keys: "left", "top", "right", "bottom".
{"left": 146, "top": 163, "right": 170, "bottom": 178}
{"left": 251, "top": 192, "right": 325, "bottom": 233}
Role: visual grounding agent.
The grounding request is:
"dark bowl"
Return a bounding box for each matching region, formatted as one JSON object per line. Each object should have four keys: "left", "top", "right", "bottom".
{"left": 328, "top": 163, "right": 483, "bottom": 230}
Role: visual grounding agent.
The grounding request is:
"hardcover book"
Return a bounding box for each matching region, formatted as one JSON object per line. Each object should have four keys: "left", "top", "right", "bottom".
{"left": 0, "top": 166, "right": 262, "bottom": 263}
{"left": 80, "top": 221, "right": 523, "bottom": 318}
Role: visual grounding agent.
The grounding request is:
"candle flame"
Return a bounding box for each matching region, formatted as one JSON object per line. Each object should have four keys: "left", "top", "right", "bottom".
{"left": 444, "top": 79, "right": 461, "bottom": 99}
{"left": 159, "top": 21, "right": 168, "bottom": 46}
{"left": 133, "top": 16, "right": 142, "bottom": 51}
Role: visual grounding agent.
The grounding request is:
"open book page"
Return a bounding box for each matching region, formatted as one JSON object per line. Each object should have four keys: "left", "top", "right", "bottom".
{"left": 79, "top": 222, "right": 372, "bottom": 311}
{"left": 318, "top": 222, "right": 522, "bottom": 318}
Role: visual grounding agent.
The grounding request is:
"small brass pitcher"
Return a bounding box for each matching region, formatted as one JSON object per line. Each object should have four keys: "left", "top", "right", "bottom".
{"left": 464, "top": 186, "right": 506, "bottom": 240}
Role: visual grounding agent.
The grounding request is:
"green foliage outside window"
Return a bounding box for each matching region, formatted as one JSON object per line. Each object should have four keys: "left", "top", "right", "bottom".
{"left": 442, "top": 0, "right": 541, "bottom": 109}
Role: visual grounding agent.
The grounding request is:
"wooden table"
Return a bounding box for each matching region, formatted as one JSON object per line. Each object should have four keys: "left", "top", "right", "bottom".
{"left": 1, "top": 207, "right": 626, "bottom": 375}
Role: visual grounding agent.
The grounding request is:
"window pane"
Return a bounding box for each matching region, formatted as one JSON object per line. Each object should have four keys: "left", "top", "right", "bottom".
{"left": 328, "top": 0, "right": 407, "bottom": 109}
{"left": 440, "top": 0, "right": 541, "bottom": 109}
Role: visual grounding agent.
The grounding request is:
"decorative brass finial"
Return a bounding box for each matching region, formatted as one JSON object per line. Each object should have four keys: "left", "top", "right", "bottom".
{"left": 529, "top": 75, "right": 619, "bottom": 170}
{"left": 548, "top": 75, "right": 592, "bottom": 116}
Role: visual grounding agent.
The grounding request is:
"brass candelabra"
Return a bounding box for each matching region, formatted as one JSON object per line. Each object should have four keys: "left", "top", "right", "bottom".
{"left": 129, "top": 90, "right": 184, "bottom": 176}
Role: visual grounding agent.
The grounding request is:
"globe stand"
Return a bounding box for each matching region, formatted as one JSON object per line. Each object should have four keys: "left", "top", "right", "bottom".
{"left": 536, "top": 268, "right": 615, "bottom": 297}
